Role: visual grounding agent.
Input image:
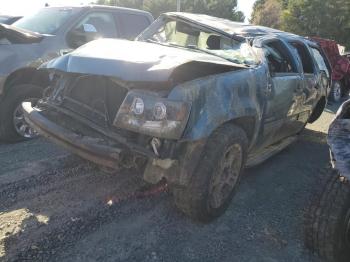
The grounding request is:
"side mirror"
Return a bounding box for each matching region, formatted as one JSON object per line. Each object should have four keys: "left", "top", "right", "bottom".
{"left": 66, "top": 24, "right": 99, "bottom": 49}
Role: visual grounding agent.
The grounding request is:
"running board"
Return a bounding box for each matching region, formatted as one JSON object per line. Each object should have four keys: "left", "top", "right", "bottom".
{"left": 246, "top": 136, "right": 298, "bottom": 168}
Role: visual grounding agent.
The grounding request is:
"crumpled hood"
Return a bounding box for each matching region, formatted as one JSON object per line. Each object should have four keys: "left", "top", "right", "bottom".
{"left": 0, "top": 23, "right": 43, "bottom": 44}
{"left": 44, "top": 38, "right": 240, "bottom": 82}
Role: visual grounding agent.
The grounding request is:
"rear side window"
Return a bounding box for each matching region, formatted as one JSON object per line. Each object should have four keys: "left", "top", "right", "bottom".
{"left": 291, "top": 42, "right": 314, "bottom": 74}
{"left": 117, "top": 13, "right": 150, "bottom": 39}
{"left": 311, "top": 47, "right": 330, "bottom": 77}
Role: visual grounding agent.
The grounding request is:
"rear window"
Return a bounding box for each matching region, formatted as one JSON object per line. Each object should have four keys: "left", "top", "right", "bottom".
{"left": 117, "top": 13, "right": 150, "bottom": 40}
{"left": 311, "top": 47, "right": 330, "bottom": 77}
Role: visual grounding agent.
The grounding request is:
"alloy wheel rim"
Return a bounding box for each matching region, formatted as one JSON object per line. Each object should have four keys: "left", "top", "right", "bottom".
{"left": 13, "top": 99, "right": 39, "bottom": 139}
{"left": 333, "top": 82, "right": 341, "bottom": 101}
{"left": 209, "top": 143, "right": 242, "bottom": 209}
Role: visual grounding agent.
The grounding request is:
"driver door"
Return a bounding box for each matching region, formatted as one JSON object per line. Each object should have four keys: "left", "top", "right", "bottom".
{"left": 256, "top": 37, "right": 303, "bottom": 147}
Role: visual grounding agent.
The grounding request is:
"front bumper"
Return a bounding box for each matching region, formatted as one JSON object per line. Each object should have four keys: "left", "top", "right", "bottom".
{"left": 23, "top": 102, "right": 207, "bottom": 186}
{"left": 22, "top": 102, "right": 156, "bottom": 169}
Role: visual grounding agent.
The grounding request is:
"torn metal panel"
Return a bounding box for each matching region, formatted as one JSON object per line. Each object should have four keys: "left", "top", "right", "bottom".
{"left": 169, "top": 66, "right": 264, "bottom": 144}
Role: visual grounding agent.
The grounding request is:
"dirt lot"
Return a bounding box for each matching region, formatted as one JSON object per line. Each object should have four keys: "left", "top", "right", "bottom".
{"left": 0, "top": 103, "right": 340, "bottom": 262}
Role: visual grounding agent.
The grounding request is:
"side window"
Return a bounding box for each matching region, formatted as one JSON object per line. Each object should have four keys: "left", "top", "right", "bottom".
{"left": 263, "top": 41, "right": 297, "bottom": 74}
{"left": 310, "top": 47, "right": 330, "bottom": 77}
{"left": 117, "top": 13, "right": 150, "bottom": 40}
{"left": 290, "top": 42, "right": 314, "bottom": 74}
{"left": 67, "top": 12, "right": 118, "bottom": 48}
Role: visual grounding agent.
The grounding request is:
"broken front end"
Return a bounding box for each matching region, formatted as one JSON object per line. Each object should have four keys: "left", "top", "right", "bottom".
{"left": 22, "top": 71, "right": 204, "bottom": 185}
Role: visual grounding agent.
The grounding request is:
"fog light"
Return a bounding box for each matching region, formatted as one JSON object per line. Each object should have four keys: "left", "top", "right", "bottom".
{"left": 131, "top": 97, "right": 144, "bottom": 115}
{"left": 153, "top": 102, "right": 167, "bottom": 120}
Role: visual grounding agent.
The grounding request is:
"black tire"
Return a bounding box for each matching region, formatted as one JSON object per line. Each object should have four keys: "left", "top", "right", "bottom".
{"left": 172, "top": 124, "right": 248, "bottom": 222}
{"left": 0, "top": 84, "right": 42, "bottom": 142}
{"left": 304, "top": 169, "right": 350, "bottom": 262}
{"left": 308, "top": 97, "right": 326, "bottom": 124}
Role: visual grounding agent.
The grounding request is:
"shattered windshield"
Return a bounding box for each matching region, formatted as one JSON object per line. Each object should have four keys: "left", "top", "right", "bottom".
{"left": 13, "top": 8, "right": 75, "bottom": 34}
{"left": 139, "top": 17, "right": 258, "bottom": 66}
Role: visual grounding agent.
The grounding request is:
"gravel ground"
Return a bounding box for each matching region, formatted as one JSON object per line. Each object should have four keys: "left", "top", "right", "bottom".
{"left": 0, "top": 102, "right": 341, "bottom": 262}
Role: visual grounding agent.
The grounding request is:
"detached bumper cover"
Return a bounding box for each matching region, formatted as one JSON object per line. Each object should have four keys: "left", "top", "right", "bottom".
{"left": 22, "top": 102, "right": 142, "bottom": 169}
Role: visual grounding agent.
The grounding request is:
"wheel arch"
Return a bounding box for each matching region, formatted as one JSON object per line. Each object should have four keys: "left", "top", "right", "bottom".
{"left": 308, "top": 96, "right": 326, "bottom": 124}
{"left": 3, "top": 67, "right": 50, "bottom": 97}
{"left": 183, "top": 112, "right": 259, "bottom": 150}
{"left": 224, "top": 116, "right": 256, "bottom": 144}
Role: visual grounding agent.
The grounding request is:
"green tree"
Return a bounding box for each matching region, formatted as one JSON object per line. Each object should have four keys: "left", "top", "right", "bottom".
{"left": 281, "top": 0, "right": 350, "bottom": 48}
{"left": 143, "top": 0, "right": 176, "bottom": 18}
{"left": 94, "top": 0, "right": 245, "bottom": 22}
{"left": 95, "top": 0, "right": 143, "bottom": 9}
{"left": 179, "top": 0, "right": 245, "bottom": 22}
{"left": 250, "top": 0, "right": 283, "bottom": 29}
{"left": 250, "top": 0, "right": 266, "bottom": 23}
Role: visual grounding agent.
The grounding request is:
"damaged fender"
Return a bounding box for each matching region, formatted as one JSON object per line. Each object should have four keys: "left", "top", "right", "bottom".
{"left": 169, "top": 66, "right": 265, "bottom": 145}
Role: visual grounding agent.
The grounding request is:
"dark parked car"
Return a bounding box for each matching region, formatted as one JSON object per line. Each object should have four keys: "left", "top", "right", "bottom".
{"left": 0, "top": 5, "right": 153, "bottom": 142}
{"left": 305, "top": 99, "right": 350, "bottom": 262}
{"left": 24, "top": 13, "right": 331, "bottom": 221}
{"left": 0, "top": 15, "right": 22, "bottom": 25}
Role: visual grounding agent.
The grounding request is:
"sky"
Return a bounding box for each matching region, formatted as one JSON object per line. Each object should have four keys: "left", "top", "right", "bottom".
{"left": 0, "top": 0, "right": 255, "bottom": 21}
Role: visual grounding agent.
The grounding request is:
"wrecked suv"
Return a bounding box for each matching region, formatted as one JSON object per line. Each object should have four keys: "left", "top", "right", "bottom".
{"left": 0, "top": 5, "right": 153, "bottom": 142}
{"left": 24, "top": 13, "right": 331, "bottom": 221}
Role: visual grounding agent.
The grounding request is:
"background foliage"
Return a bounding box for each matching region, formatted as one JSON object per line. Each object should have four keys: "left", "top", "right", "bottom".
{"left": 94, "top": 0, "right": 349, "bottom": 48}
{"left": 94, "top": 0, "right": 245, "bottom": 22}
{"left": 250, "top": 0, "right": 350, "bottom": 48}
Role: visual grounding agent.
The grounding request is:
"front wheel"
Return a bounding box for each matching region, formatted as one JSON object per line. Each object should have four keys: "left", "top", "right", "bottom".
{"left": 0, "top": 84, "right": 42, "bottom": 142}
{"left": 172, "top": 124, "right": 248, "bottom": 222}
{"left": 305, "top": 169, "right": 350, "bottom": 262}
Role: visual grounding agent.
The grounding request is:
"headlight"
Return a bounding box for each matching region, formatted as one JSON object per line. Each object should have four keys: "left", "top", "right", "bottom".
{"left": 113, "top": 90, "right": 191, "bottom": 139}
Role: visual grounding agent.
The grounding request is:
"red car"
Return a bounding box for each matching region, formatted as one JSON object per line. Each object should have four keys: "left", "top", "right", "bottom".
{"left": 311, "top": 37, "right": 350, "bottom": 102}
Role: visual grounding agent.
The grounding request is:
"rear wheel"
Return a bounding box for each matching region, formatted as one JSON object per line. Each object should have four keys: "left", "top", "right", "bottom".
{"left": 330, "top": 81, "right": 343, "bottom": 102}
{"left": 0, "top": 84, "right": 42, "bottom": 142}
{"left": 172, "top": 124, "right": 248, "bottom": 222}
{"left": 308, "top": 97, "right": 326, "bottom": 123}
{"left": 305, "top": 169, "right": 350, "bottom": 262}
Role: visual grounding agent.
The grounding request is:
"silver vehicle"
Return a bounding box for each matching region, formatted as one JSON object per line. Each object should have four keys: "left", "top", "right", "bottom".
{"left": 0, "top": 5, "right": 153, "bottom": 142}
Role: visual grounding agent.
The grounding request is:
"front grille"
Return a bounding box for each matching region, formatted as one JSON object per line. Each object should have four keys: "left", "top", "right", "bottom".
{"left": 62, "top": 75, "right": 128, "bottom": 126}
